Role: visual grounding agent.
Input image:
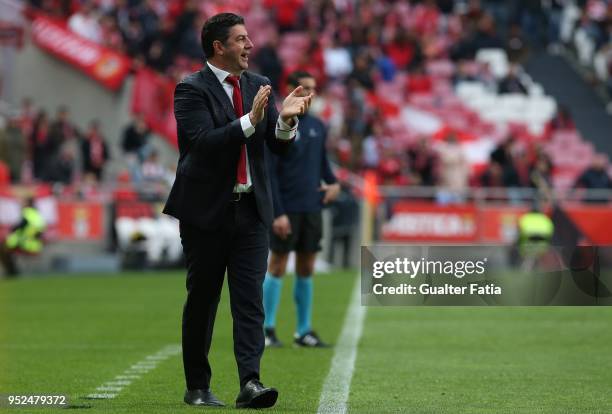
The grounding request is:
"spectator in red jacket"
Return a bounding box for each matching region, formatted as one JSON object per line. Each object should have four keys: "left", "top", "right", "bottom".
{"left": 263, "top": 0, "right": 301, "bottom": 31}
{"left": 385, "top": 29, "right": 423, "bottom": 71}
{"left": 406, "top": 64, "right": 433, "bottom": 94}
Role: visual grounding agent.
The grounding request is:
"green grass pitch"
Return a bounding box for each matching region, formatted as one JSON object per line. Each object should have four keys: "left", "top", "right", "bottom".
{"left": 1, "top": 270, "right": 611, "bottom": 413}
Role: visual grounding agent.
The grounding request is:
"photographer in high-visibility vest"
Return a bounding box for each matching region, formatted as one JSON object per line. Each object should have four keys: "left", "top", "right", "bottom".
{"left": 516, "top": 201, "right": 554, "bottom": 270}
{"left": 0, "top": 197, "right": 45, "bottom": 277}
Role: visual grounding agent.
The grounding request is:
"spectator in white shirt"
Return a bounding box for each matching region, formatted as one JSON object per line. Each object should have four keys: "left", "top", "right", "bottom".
{"left": 323, "top": 37, "right": 353, "bottom": 79}
{"left": 68, "top": 2, "right": 102, "bottom": 44}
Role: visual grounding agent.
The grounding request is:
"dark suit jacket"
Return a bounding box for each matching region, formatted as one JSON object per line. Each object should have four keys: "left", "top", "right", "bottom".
{"left": 163, "top": 65, "right": 293, "bottom": 230}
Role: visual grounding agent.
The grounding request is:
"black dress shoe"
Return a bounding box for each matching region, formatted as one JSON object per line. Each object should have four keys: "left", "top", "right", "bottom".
{"left": 235, "top": 379, "right": 278, "bottom": 409}
{"left": 184, "top": 389, "right": 225, "bottom": 406}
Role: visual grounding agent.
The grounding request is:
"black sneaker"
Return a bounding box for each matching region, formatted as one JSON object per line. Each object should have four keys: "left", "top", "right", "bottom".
{"left": 293, "top": 331, "right": 329, "bottom": 348}
{"left": 264, "top": 328, "right": 283, "bottom": 348}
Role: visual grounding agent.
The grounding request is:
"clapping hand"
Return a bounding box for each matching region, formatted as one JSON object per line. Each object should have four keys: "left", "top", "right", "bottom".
{"left": 279, "top": 86, "right": 313, "bottom": 124}
{"left": 248, "top": 85, "right": 271, "bottom": 125}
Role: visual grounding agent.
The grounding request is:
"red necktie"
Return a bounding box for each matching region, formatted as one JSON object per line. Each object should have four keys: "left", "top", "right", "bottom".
{"left": 226, "top": 75, "right": 247, "bottom": 185}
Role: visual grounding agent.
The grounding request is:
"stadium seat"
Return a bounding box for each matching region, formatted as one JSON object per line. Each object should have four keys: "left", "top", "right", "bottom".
{"left": 475, "top": 48, "right": 509, "bottom": 79}
{"left": 115, "top": 217, "right": 137, "bottom": 248}
{"left": 525, "top": 96, "right": 557, "bottom": 121}
{"left": 157, "top": 217, "right": 182, "bottom": 263}
{"left": 455, "top": 81, "right": 487, "bottom": 100}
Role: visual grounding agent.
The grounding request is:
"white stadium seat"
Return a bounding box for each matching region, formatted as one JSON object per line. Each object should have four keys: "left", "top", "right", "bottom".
{"left": 475, "top": 48, "right": 509, "bottom": 78}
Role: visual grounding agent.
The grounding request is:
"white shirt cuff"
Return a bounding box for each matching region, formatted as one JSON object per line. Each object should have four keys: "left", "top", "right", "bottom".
{"left": 240, "top": 114, "right": 255, "bottom": 138}
{"left": 275, "top": 116, "right": 298, "bottom": 141}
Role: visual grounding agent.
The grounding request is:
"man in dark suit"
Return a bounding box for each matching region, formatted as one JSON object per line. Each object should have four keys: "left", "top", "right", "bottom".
{"left": 163, "top": 13, "right": 312, "bottom": 409}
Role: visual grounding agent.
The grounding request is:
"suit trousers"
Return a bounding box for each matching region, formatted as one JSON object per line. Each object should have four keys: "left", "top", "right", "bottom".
{"left": 179, "top": 192, "right": 268, "bottom": 390}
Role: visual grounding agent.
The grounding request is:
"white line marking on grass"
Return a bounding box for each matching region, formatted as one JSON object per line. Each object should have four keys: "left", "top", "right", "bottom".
{"left": 85, "top": 344, "right": 180, "bottom": 400}
{"left": 145, "top": 355, "right": 168, "bottom": 361}
{"left": 87, "top": 393, "right": 116, "bottom": 399}
{"left": 95, "top": 386, "right": 123, "bottom": 392}
{"left": 317, "top": 275, "right": 367, "bottom": 414}
{"left": 131, "top": 365, "right": 156, "bottom": 370}
{"left": 115, "top": 375, "right": 141, "bottom": 380}
{"left": 125, "top": 368, "right": 150, "bottom": 373}
{"left": 106, "top": 380, "right": 132, "bottom": 386}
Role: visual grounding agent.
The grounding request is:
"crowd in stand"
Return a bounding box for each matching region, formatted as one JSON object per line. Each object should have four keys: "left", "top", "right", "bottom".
{"left": 567, "top": 0, "right": 612, "bottom": 102}
{"left": 0, "top": 98, "right": 175, "bottom": 192}
{"left": 14, "top": 0, "right": 612, "bottom": 202}
{"left": 0, "top": 99, "right": 110, "bottom": 186}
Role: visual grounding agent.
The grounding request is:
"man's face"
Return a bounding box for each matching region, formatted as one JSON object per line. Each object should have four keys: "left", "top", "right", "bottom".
{"left": 216, "top": 24, "right": 253, "bottom": 74}
{"left": 298, "top": 77, "right": 316, "bottom": 97}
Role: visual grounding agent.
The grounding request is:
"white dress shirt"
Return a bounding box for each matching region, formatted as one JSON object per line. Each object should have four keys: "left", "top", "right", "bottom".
{"left": 206, "top": 61, "right": 298, "bottom": 193}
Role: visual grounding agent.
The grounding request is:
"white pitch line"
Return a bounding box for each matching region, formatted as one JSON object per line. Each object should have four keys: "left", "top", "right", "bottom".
{"left": 85, "top": 344, "right": 181, "bottom": 400}
{"left": 95, "top": 386, "right": 123, "bottom": 392}
{"left": 87, "top": 393, "right": 116, "bottom": 399}
{"left": 115, "top": 375, "right": 141, "bottom": 380}
{"left": 106, "top": 381, "right": 132, "bottom": 386}
{"left": 317, "top": 275, "right": 367, "bottom": 414}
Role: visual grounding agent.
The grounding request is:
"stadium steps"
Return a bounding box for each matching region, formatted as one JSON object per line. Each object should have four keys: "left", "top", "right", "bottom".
{"left": 525, "top": 51, "right": 612, "bottom": 156}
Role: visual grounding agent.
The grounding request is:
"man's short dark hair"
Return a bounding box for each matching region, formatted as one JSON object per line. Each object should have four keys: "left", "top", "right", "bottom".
{"left": 201, "top": 13, "right": 245, "bottom": 58}
{"left": 286, "top": 71, "right": 314, "bottom": 89}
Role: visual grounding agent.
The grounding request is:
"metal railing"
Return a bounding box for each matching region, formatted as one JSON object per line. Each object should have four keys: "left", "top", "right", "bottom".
{"left": 375, "top": 185, "right": 612, "bottom": 205}
{"left": 336, "top": 164, "right": 612, "bottom": 205}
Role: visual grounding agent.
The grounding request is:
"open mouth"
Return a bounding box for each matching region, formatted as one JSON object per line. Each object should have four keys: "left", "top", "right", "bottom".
{"left": 241, "top": 53, "right": 249, "bottom": 61}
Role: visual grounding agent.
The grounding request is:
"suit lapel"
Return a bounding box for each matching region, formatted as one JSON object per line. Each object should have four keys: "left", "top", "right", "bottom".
{"left": 201, "top": 66, "right": 237, "bottom": 121}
